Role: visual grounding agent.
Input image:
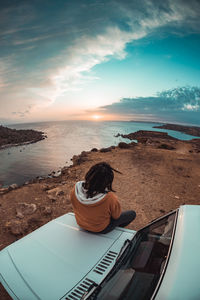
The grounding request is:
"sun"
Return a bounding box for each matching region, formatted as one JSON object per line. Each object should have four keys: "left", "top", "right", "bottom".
{"left": 91, "top": 114, "right": 102, "bottom": 120}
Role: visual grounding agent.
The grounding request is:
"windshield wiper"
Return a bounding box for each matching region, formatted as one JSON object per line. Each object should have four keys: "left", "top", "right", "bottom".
{"left": 81, "top": 282, "right": 101, "bottom": 300}
{"left": 116, "top": 239, "right": 132, "bottom": 260}
{"left": 82, "top": 240, "right": 133, "bottom": 300}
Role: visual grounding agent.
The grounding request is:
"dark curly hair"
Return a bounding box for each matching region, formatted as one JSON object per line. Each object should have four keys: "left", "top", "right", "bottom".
{"left": 83, "top": 162, "right": 122, "bottom": 198}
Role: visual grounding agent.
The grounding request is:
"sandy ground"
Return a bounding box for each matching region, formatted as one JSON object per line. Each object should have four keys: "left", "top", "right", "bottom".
{"left": 0, "top": 138, "right": 200, "bottom": 299}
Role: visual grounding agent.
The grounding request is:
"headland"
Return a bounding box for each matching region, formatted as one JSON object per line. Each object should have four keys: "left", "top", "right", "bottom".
{"left": 0, "top": 125, "right": 46, "bottom": 149}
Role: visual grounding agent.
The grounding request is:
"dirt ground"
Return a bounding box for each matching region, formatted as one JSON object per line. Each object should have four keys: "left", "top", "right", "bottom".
{"left": 0, "top": 138, "right": 200, "bottom": 299}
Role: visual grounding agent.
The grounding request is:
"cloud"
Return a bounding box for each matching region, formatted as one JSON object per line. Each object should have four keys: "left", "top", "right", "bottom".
{"left": 47, "top": 26, "right": 144, "bottom": 100}
{"left": 0, "top": 59, "right": 12, "bottom": 89}
{"left": 0, "top": 0, "right": 200, "bottom": 121}
{"left": 94, "top": 86, "right": 200, "bottom": 124}
{"left": 32, "top": 0, "right": 200, "bottom": 104}
{"left": 12, "top": 107, "right": 31, "bottom": 118}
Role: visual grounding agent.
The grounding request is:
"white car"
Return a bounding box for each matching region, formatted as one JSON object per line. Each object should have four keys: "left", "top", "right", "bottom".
{"left": 0, "top": 205, "right": 200, "bottom": 300}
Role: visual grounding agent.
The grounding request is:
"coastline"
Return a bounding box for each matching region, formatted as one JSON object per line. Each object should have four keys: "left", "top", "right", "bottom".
{"left": 153, "top": 123, "right": 200, "bottom": 137}
{"left": 1, "top": 131, "right": 200, "bottom": 243}
{"left": 0, "top": 125, "right": 47, "bottom": 150}
{"left": 1, "top": 125, "right": 200, "bottom": 191}
{"left": 0, "top": 138, "right": 46, "bottom": 150}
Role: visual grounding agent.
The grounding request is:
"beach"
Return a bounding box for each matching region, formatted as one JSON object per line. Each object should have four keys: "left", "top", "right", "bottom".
{"left": 1, "top": 130, "right": 200, "bottom": 298}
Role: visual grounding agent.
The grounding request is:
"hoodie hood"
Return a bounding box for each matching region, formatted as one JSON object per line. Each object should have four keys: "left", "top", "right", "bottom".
{"left": 75, "top": 181, "right": 106, "bottom": 205}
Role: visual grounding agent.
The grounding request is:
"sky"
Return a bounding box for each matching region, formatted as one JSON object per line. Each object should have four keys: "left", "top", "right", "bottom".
{"left": 0, "top": 0, "right": 200, "bottom": 125}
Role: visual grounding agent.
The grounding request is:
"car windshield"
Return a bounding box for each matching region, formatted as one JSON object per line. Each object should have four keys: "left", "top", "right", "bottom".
{"left": 92, "top": 211, "right": 177, "bottom": 300}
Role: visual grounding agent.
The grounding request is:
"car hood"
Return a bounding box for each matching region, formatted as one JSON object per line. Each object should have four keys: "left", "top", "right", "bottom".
{"left": 0, "top": 213, "right": 134, "bottom": 300}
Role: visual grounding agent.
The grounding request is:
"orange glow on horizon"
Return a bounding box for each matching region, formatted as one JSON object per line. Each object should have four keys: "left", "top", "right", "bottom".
{"left": 91, "top": 114, "right": 102, "bottom": 120}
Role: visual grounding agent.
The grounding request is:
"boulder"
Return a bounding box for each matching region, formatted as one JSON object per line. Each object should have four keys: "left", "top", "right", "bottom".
{"left": 9, "top": 183, "right": 18, "bottom": 190}
{"left": 100, "top": 147, "right": 112, "bottom": 153}
{"left": 118, "top": 142, "right": 130, "bottom": 149}
{"left": 52, "top": 170, "right": 61, "bottom": 178}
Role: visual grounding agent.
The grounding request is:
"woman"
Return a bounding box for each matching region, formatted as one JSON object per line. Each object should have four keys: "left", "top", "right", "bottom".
{"left": 70, "top": 162, "right": 136, "bottom": 233}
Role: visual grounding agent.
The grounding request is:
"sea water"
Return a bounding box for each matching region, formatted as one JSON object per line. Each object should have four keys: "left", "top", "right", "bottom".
{"left": 0, "top": 120, "right": 197, "bottom": 187}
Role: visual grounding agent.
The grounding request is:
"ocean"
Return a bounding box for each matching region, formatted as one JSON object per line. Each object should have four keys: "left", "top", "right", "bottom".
{"left": 0, "top": 120, "right": 197, "bottom": 187}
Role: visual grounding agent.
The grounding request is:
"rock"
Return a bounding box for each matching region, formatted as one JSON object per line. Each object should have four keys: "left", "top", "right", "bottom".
{"left": 129, "top": 141, "right": 137, "bottom": 146}
{"left": 42, "top": 184, "right": 51, "bottom": 191}
{"left": 47, "top": 187, "right": 60, "bottom": 194}
{"left": 118, "top": 142, "right": 130, "bottom": 149}
{"left": 100, "top": 147, "right": 112, "bottom": 153}
{"left": 91, "top": 148, "right": 98, "bottom": 152}
{"left": 52, "top": 170, "right": 61, "bottom": 178}
{"left": 28, "top": 218, "right": 42, "bottom": 228}
{"left": 61, "top": 168, "right": 70, "bottom": 175}
{"left": 81, "top": 151, "right": 87, "bottom": 155}
{"left": 41, "top": 206, "right": 52, "bottom": 215}
{"left": 16, "top": 211, "right": 24, "bottom": 219}
{"left": 0, "top": 187, "right": 9, "bottom": 194}
{"left": 158, "top": 144, "right": 176, "bottom": 150}
{"left": 56, "top": 190, "right": 64, "bottom": 196}
{"left": 72, "top": 152, "right": 88, "bottom": 166}
{"left": 5, "top": 220, "right": 29, "bottom": 236}
{"left": 47, "top": 194, "right": 56, "bottom": 202}
{"left": 16, "top": 203, "right": 37, "bottom": 218}
{"left": 9, "top": 183, "right": 18, "bottom": 190}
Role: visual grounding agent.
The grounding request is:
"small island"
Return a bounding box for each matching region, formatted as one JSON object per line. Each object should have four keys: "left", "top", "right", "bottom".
{"left": 154, "top": 123, "right": 200, "bottom": 137}
{"left": 0, "top": 125, "right": 46, "bottom": 149}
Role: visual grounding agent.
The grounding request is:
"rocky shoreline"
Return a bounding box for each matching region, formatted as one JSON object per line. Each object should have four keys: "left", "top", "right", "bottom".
{"left": 0, "top": 125, "right": 47, "bottom": 149}
{"left": 1, "top": 128, "right": 200, "bottom": 194}
{"left": 154, "top": 123, "right": 200, "bottom": 137}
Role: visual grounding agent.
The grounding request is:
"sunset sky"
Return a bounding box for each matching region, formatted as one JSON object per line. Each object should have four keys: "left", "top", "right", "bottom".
{"left": 0, "top": 0, "right": 200, "bottom": 125}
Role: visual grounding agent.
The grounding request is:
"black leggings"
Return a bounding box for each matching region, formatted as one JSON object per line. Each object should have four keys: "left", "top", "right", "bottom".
{"left": 99, "top": 210, "right": 136, "bottom": 234}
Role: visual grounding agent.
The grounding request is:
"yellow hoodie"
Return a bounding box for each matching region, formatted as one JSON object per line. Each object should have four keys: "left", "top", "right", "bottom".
{"left": 70, "top": 181, "right": 121, "bottom": 232}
